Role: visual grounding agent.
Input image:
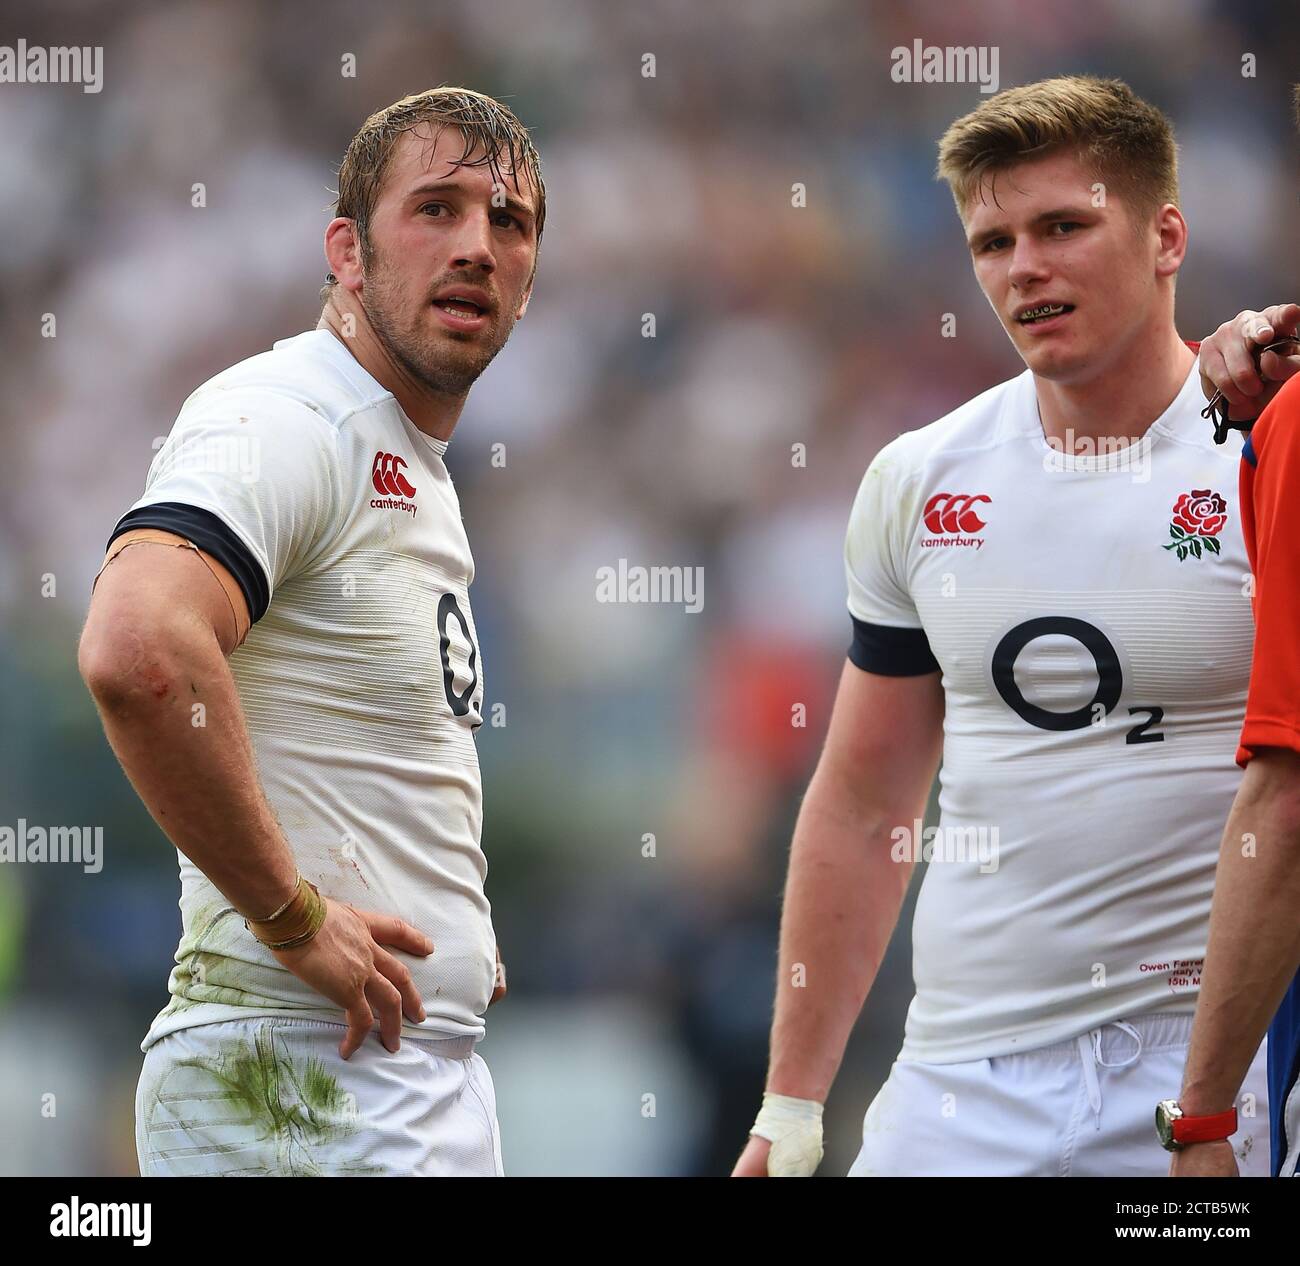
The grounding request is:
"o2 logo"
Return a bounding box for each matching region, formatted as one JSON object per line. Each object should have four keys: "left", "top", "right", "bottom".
{"left": 437, "top": 592, "right": 480, "bottom": 723}
{"left": 991, "top": 616, "right": 1163, "bottom": 744}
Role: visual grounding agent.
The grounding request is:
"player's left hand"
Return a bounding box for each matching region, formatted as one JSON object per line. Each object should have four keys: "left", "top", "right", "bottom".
{"left": 1198, "top": 303, "right": 1300, "bottom": 421}
{"left": 489, "top": 942, "right": 506, "bottom": 1005}
{"left": 1168, "top": 1139, "right": 1239, "bottom": 1177}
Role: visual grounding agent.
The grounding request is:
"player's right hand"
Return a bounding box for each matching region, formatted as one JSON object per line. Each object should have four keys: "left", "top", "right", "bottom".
{"left": 270, "top": 899, "right": 433, "bottom": 1059}
{"left": 1198, "top": 303, "right": 1300, "bottom": 421}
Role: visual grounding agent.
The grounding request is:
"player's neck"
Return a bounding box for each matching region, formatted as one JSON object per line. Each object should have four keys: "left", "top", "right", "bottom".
{"left": 316, "top": 304, "right": 467, "bottom": 442}
{"left": 1032, "top": 326, "right": 1195, "bottom": 454}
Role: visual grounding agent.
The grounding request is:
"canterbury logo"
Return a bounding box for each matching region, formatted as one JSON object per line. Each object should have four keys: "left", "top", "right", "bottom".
{"left": 372, "top": 451, "right": 417, "bottom": 499}
{"left": 923, "top": 492, "right": 991, "bottom": 535}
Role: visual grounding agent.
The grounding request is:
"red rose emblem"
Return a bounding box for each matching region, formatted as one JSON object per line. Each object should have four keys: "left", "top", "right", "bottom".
{"left": 1164, "top": 489, "right": 1228, "bottom": 561}
{"left": 1171, "top": 490, "right": 1227, "bottom": 538}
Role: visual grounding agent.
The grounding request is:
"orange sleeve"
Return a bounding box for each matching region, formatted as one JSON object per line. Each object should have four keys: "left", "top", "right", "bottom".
{"left": 1238, "top": 374, "right": 1300, "bottom": 766}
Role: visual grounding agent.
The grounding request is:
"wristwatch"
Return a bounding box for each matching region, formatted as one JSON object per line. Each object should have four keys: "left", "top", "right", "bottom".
{"left": 1155, "top": 1100, "right": 1237, "bottom": 1151}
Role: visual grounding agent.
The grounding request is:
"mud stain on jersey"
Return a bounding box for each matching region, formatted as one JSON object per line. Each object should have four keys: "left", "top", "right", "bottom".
{"left": 165, "top": 903, "right": 256, "bottom": 1011}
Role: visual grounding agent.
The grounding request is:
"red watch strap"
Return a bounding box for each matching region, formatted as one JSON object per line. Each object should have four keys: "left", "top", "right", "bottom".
{"left": 1173, "top": 1107, "right": 1237, "bottom": 1145}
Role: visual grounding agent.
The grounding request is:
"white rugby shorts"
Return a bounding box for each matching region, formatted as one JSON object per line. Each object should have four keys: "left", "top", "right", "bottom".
{"left": 849, "top": 1012, "right": 1269, "bottom": 1177}
{"left": 136, "top": 1016, "right": 503, "bottom": 1176}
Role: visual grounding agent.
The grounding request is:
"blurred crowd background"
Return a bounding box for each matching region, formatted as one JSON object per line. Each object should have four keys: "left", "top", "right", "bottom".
{"left": 0, "top": 0, "right": 1296, "bottom": 1175}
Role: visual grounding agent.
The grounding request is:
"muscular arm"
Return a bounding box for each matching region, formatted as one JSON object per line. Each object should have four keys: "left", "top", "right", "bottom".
{"left": 79, "top": 532, "right": 431, "bottom": 1057}
{"left": 767, "top": 662, "right": 944, "bottom": 1100}
{"left": 79, "top": 534, "right": 297, "bottom": 918}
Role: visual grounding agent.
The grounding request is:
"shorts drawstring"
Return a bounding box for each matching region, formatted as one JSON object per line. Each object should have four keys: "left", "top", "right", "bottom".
{"left": 1075, "top": 1021, "right": 1143, "bottom": 1129}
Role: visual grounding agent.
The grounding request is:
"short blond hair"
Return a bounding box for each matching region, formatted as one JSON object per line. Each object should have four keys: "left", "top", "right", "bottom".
{"left": 323, "top": 86, "right": 545, "bottom": 299}
{"left": 936, "top": 76, "right": 1178, "bottom": 225}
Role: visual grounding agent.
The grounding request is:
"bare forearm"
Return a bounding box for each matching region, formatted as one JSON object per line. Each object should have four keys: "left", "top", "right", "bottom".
{"left": 83, "top": 619, "right": 297, "bottom": 919}
{"left": 766, "top": 769, "right": 916, "bottom": 1102}
{"left": 1181, "top": 763, "right": 1300, "bottom": 1114}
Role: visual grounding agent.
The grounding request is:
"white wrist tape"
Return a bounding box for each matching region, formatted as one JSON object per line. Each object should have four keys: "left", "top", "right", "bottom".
{"left": 750, "top": 1092, "right": 824, "bottom": 1177}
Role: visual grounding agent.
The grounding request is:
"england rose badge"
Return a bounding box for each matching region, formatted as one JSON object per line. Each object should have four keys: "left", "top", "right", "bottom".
{"left": 1163, "top": 489, "right": 1227, "bottom": 561}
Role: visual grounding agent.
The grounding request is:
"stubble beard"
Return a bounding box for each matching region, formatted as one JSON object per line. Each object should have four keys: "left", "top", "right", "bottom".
{"left": 360, "top": 252, "right": 518, "bottom": 399}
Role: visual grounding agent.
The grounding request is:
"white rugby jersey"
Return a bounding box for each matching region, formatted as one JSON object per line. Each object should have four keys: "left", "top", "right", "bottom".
{"left": 111, "top": 330, "right": 494, "bottom": 1049}
{"left": 845, "top": 359, "right": 1253, "bottom": 1063}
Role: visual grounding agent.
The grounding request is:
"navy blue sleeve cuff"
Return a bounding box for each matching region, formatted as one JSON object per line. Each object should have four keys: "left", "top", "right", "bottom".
{"left": 108, "top": 502, "right": 270, "bottom": 623}
{"left": 848, "top": 616, "right": 940, "bottom": 676}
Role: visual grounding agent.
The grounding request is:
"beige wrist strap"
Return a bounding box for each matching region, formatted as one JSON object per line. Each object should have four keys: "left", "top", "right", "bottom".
{"left": 244, "top": 874, "right": 327, "bottom": 950}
